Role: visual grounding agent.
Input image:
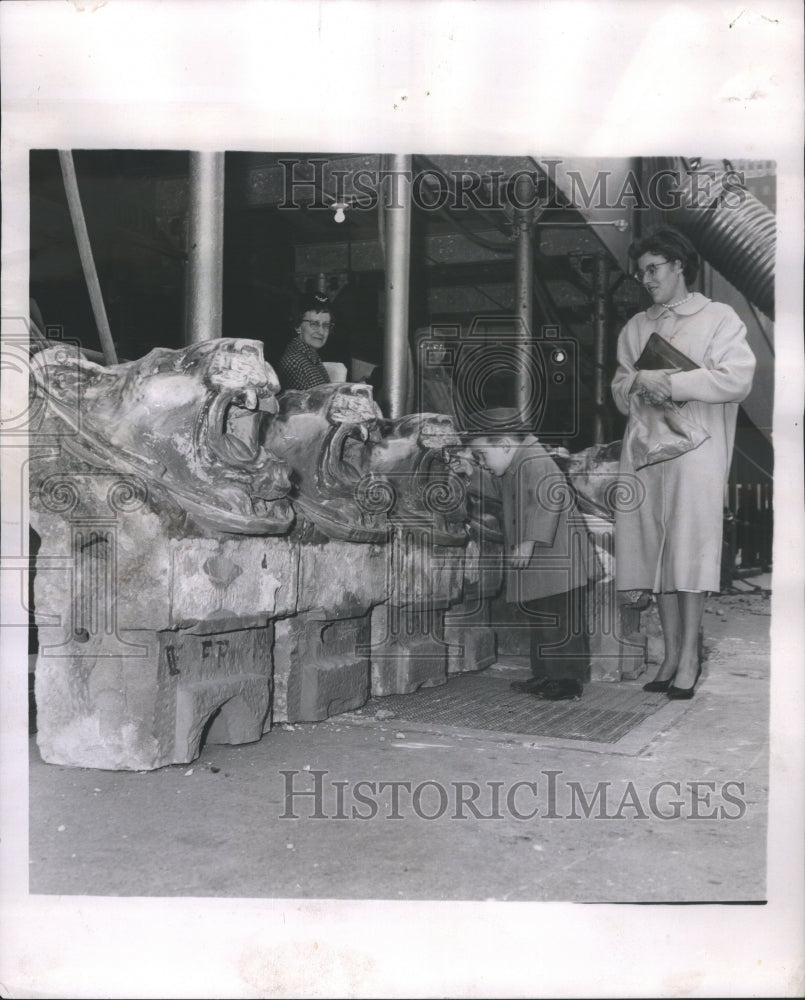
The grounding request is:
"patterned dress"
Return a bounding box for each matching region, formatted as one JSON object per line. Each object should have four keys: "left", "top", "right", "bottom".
{"left": 277, "top": 335, "right": 330, "bottom": 390}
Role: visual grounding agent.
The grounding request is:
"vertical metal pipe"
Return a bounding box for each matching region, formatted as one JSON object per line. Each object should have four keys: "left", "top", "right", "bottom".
{"left": 58, "top": 150, "right": 118, "bottom": 365}
{"left": 186, "top": 152, "right": 225, "bottom": 343}
{"left": 382, "top": 154, "right": 412, "bottom": 419}
{"left": 514, "top": 211, "right": 534, "bottom": 421}
{"left": 592, "top": 254, "right": 609, "bottom": 444}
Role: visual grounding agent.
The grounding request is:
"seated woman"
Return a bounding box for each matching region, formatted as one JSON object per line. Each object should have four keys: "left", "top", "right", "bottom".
{"left": 277, "top": 293, "right": 345, "bottom": 390}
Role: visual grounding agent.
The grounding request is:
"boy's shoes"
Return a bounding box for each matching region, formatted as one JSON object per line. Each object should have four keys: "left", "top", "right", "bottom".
{"left": 510, "top": 677, "right": 550, "bottom": 694}
{"left": 511, "top": 677, "right": 583, "bottom": 701}
{"left": 538, "top": 679, "right": 583, "bottom": 700}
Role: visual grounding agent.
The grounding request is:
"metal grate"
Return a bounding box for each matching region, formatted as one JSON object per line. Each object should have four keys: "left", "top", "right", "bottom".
{"left": 360, "top": 673, "right": 669, "bottom": 744}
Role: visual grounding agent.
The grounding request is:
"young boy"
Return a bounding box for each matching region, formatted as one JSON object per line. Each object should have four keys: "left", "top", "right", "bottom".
{"left": 471, "top": 428, "right": 592, "bottom": 701}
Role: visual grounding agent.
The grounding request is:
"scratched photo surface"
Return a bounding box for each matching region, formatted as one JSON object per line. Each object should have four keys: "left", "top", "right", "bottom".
{"left": 1, "top": 3, "right": 802, "bottom": 998}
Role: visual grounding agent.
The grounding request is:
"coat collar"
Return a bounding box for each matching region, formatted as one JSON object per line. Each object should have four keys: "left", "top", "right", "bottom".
{"left": 645, "top": 291, "right": 710, "bottom": 321}
{"left": 503, "top": 435, "right": 541, "bottom": 476}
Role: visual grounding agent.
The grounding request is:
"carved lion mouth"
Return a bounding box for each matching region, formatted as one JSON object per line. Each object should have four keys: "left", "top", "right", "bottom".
{"left": 320, "top": 420, "right": 375, "bottom": 491}
{"left": 200, "top": 386, "right": 293, "bottom": 530}
{"left": 207, "top": 388, "right": 279, "bottom": 468}
{"left": 316, "top": 389, "right": 383, "bottom": 492}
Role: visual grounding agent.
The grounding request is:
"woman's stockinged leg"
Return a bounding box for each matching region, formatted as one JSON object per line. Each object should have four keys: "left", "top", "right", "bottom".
{"left": 653, "top": 591, "right": 682, "bottom": 682}
{"left": 674, "top": 590, "right": 705, "bottom": 688}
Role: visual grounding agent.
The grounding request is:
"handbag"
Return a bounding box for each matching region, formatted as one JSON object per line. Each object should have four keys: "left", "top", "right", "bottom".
{"left": 635, "top": 332, "right": 699, "bottom": 372}
{"left": 626, "top": 332, "right": 709, "bottom": 469}
{"left": 625, "top": 395, "right": 710, "bottom": 470}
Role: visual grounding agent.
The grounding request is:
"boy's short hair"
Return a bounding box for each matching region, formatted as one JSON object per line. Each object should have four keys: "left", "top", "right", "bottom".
{"left": 469, "top": 432, "right": 511, "bottom": 448}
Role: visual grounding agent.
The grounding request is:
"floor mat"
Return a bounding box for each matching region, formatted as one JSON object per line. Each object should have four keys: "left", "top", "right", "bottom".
{"left": 356, "top": 672, "right": 679, "bottom": 746}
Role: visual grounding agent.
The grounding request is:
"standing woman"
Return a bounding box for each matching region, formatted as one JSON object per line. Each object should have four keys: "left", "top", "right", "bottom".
{"left": 611, "top": 227, "right": 756, "bottom": 698}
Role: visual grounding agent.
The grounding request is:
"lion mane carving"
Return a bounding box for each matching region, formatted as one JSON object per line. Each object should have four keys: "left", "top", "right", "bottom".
{"left": 30, "top": 338, "right": 294, "bottom": 535}
{"left": 262, "top": 386, "right": 469, "bottom": 546}
{"left": 261, "top": 382, "right": 388, "bottom": 543}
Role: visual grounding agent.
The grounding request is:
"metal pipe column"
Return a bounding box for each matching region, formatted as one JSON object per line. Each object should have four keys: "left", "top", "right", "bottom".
{"left": 514, "top": 210, "right": 534, "bottom": 422}
{"left": 186, "top": 152, "right": 225, "bottom": 343}
{"left": 592, "top": 254, "right": 609, "bottom": 444}
{"left": 58, "top": 151, "right": 118, "bottom": 365}
{"left": 382, "top": 154, "right": 413, "bottom": 419}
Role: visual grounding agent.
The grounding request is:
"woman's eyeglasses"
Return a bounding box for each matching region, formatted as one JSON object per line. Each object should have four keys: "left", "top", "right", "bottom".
{"left": 634, "top": 260, "right": 672, "bottom": 283}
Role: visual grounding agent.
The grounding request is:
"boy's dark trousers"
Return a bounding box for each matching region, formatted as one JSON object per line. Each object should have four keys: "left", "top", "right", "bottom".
{"left": 522, "top": 586, "right": 590, "bottom": 683}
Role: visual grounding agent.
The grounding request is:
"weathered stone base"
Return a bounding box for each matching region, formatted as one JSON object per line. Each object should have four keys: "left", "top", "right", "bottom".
{"left": 445, "top": 597, "right": 497, "bottom": 674}
{"left": 587, "top": 588, "right": 647, "bottom": 682}
{"left": 583, "top": 516, "right": 647, "bottom": 682}
{"left": 369, "top": 605, "right": 448, "bottom": 696}
{"left": 299, "top": 658, "right": 370, "bottom": 722}
{"left": 35, "top": 629, "right": 166, "bottom": 771}
{"left": 272, "top": 612, "right": 372, "bottom": 724}
{"left": 35, "top": 619, "right": 274, "bottom": 771}
{"left": 173, "top": 673, "right": 271, "bottom": 760}
{"left": 581, "top": 567, "right": 647, "bottom": 682}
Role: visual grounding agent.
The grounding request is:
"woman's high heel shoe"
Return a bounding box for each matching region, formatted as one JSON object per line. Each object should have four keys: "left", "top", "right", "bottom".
{"left": 643, "top": 670, "right": 676, "bottom": 693}
{"left": 667, "top": 664, "right": 702, "bottom": 700}
{"left": 643, "top": 677, "right": 674, "bottom": 693}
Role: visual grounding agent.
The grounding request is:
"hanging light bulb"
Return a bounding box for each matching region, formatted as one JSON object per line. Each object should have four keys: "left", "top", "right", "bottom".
{"left": 332, "top": 202, "right": 348, "bottom": 224}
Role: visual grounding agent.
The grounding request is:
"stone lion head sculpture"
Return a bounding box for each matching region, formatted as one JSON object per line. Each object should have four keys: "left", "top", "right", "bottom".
{"left": 30, "top": 338, "right": 294, "bottom": 535}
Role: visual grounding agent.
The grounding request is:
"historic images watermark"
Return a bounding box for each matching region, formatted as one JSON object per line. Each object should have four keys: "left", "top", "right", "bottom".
{"left": 414, "top": 318, "right": 580, "bottom": 437}
{"left": 278, "top": 157, "right": 751, "bottom": 215}
{"left": 278, "top": 769, "right": 749, "bottom": 822}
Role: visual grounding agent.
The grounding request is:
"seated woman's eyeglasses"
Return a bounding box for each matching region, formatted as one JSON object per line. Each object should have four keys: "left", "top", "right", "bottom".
{"left": 634, "top": 260, "right": 671, "bottom": 283}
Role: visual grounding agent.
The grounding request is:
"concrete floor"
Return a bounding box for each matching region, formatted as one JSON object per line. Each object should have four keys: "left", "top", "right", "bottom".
{"left": 28, "top": 579, "right": 771, "bottom": 904}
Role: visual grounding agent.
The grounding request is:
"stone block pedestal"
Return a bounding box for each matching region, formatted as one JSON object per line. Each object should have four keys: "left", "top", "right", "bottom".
{"left": 587, "top": 585, "right": 648, "bottom": 682}
{"left": 369, "top": 605, "right": 449, "bottom": 696}
{"left": 272, "top": 612, "right": 372, "bottom": 724}
{"left": 35, "top": 617, "right": 274, "bottom": 771}
{"left": 444, "top": 596, "right": 497, "bottom": 674}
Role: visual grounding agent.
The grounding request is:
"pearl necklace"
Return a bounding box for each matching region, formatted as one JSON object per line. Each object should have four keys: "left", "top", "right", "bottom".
{"left": 662, "top": 293, "right": 694, "bottom": 310}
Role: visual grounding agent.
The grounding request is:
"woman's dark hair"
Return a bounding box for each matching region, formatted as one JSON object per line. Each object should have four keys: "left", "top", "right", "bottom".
{"left": 628, "top": 226, "right": 699, "bottom": 285}
{"left": 292, "top": 291, "right": 333, "bottom": 328}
